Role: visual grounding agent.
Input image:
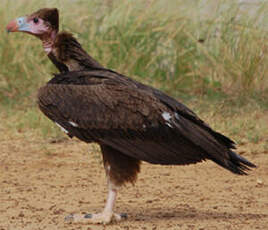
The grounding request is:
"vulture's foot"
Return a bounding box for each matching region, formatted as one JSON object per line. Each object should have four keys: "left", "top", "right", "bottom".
{"left": 65, "top": 212, "right": 127, "bottom": 224}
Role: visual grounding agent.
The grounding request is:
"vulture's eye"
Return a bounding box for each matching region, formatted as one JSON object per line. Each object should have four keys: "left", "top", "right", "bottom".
{"left": 33, "top": 17, "right": 39, "bottom": 24}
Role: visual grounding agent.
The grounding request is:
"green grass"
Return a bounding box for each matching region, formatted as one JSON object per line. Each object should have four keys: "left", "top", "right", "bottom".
{"left": 0, "top": 0, "right": 267, "bottom": 153}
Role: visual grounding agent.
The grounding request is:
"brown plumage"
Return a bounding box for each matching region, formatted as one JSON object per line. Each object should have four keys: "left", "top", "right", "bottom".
{"left": 31, "top": 8, "right": 59, "bottom": 31}
{"left": 7, "top": 8, "right": 256, "bottom": 224}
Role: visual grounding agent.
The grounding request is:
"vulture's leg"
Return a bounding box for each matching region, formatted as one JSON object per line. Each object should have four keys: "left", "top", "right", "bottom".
{"left": 81, "top": 177, "right": 125, "bottom": 223}
{"left": 65, "top": 144, "right": 140, "bottom": 224}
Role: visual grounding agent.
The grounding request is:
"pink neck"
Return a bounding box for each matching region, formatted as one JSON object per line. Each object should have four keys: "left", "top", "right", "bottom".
{"left": 43, "top": 41, "right": 53, "bottom": 54}
{"left": 42, "top": 31, "right": 57, "bottom": 54}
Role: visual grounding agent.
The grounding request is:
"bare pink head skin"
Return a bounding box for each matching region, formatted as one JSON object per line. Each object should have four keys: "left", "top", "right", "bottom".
{"left": 6, "top": 8, "right": 59, "bottom": 53}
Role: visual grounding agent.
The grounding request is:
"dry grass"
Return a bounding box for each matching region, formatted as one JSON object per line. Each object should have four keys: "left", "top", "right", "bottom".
{"left": 0, "top": 0, "right": 267, "bottom": 156}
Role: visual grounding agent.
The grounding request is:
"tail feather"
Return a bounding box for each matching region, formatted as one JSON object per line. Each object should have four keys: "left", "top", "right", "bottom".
{"left": 172, "top": 115, "right": 256, "bottom": 175}
{"left": 211, "top": 151, "right": 256, "bottom": 175}
{"left": 229, "top": 151, "right": 256, "bottom": 168}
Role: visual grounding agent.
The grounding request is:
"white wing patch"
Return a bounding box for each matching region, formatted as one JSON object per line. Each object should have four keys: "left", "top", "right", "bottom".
{"left": 175, "top": 112, "right": 180, "bottom": 120}
{"left": 162, "top": 112, "right": 172, "bottom": 121}
{"left": 165, "top": 122, "right": 173, "bottom": 128}
{"left": 162, "top": 112, "right": 173, "bottom": 128}
{"left": 69, "top": 121, "right": 79, "bottom": 127}
{"left": 55, "top": 122, "right": 68, "bottom": 134}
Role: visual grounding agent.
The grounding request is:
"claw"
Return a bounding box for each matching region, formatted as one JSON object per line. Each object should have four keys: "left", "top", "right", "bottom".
{"left": 64, "top": 214, "right": 74, "bottom": 222}
{"left": 84, "top": 213, "right": 92, "bottom": 219}
{"left": 120, "top": 213, "right": 128, "bottom": 219}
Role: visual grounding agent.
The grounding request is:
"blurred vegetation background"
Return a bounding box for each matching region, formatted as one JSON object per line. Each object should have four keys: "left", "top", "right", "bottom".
{"left": 0, "top": 0, "right": 267, "bottom": 154}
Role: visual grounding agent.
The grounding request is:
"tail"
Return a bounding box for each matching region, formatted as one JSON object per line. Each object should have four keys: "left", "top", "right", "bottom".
{"left": 211, "top": 150, "right": 256, "bottom": 175}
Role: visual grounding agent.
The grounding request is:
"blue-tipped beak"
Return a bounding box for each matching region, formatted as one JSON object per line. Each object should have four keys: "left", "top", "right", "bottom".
{"left": 6, "top": 17, "right": 30, "bottom": 33}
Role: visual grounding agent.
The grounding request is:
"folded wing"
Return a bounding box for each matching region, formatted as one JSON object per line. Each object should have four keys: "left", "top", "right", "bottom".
{"left": 38, "top": 71, "right": 255, "bottom": 174}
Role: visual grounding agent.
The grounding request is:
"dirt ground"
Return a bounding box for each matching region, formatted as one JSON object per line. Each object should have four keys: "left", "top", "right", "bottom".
{"left": 0, "top": 135, "right": 267, "bottom": 230}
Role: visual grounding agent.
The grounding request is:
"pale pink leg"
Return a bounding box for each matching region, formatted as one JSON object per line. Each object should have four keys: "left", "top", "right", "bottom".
{"left": 65, "top": 180, "right": 127, "bottom": 224}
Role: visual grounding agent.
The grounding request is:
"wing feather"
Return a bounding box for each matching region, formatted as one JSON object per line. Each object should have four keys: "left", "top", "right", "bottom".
{"left": 37, "top": 71, "right": 255, "bottom": 172}
{"left": 38, "top": 81, "right": 209, "bottom": 165}
{"left": 38, "top": 82, "right": 167, "bottom": 131}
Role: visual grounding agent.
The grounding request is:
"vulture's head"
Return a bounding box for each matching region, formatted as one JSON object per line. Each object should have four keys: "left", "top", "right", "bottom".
{"left": 6, "top": 8, "right": 102, "bottom": 69}
{"left": 6, "top": 8, "right": 59, "bottom": 40}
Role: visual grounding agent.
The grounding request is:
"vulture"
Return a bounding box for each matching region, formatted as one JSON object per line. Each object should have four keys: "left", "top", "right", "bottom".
{"left": 6, "top": 8, "right": 256, "bottom": 224}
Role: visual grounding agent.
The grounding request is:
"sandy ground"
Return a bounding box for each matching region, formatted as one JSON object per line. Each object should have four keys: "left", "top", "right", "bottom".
{"left": 0, "top": 136, "right": 267, "bottom": 230}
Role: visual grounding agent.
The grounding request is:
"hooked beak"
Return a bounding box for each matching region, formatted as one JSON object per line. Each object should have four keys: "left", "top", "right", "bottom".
{"left": 6, "top": 17, "right": 30, "bottom": 33}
